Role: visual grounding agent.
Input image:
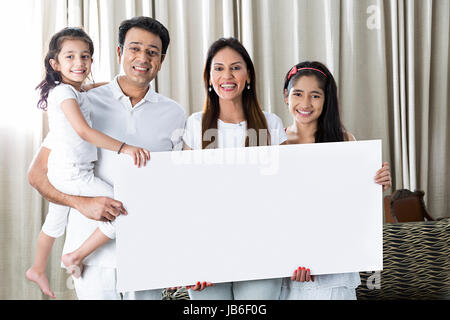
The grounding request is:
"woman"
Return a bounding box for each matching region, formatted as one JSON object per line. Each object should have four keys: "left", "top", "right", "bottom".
{"left": 280, "top": 61, "right": 391, "bottom": 300}
{"left": 182, "top": 37, "right": 287, "bottom": 299}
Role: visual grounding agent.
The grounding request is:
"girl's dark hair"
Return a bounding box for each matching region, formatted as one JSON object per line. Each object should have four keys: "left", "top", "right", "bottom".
{"left": 202, "top": 37, "right": 270, "bottom": 149}
{"left": 283, "top": 61, "right": 346, "bottom": 142}
{"left": 36, "top": 27, "right": 94, "bottom": 110}
{"left": 118, "top": 16, "right": 170, "bottom": 58}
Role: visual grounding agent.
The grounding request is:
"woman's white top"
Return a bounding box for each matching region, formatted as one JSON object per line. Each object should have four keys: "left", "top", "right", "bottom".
{"left": 182, "top": 111, "right": 287, "bottom": 149}
{"left": 46, "top": 83, "right": 97, "bottom": 164}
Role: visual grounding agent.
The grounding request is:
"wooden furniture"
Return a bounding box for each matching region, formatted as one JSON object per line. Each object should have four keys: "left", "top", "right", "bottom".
{"left": 384, "top": 189, "right": 433, "bottom": 223}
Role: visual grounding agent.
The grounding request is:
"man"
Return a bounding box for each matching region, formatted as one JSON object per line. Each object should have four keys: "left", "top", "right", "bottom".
{"left": 28, "top": 16, "right": 185, "bottom": 299}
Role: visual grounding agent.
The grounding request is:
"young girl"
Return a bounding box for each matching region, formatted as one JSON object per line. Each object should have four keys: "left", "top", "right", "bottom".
{"left": 25, "top": 27, "right": 150, "bottom": 298}
{"left": 280, "top": 61, "right": 391, "bottom": 299}
{"left": 182, "top": 37, "right": 288, "bottom": 299}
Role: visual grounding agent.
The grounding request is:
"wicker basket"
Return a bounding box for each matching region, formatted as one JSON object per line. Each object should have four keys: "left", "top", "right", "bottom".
{"left": 357, "top": 219, "right": 450, "bottom": 299}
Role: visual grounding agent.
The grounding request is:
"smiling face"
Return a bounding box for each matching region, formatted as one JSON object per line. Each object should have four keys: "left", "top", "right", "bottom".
{"left": 50, "top": 39, "right": 92, "bottom": 90}
{"left": 117, "top": 27, "right": 164, "bottom": 88}
{"left": 285, "top": 75, "right": 325, "bottom": 126}
{"left": 209, "top": 47, "right": 250, "bottom": 104}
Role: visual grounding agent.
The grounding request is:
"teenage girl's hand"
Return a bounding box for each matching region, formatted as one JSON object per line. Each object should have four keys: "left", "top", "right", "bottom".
{"left": 291, "top": 266, "right": 315, "bottom": 282}
{"left": 187, "top": 281, "right": 215, "bottom": 291}
{"left": 121, "top": 144, "right": 151, "bottom": 168}
{"left": 375, "top": 161, "right": 391, "bottom": 191}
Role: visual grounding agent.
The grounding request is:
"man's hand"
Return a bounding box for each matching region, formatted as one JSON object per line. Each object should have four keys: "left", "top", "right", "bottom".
{"left": 74, "top": 196, "right": 127, "bottom": 222}
{"left": 28, "top": 145, "right": 127, "bottom": 222}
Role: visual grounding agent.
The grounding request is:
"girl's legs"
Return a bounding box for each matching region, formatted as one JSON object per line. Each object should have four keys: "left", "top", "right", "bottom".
{"left": 62, "top": 228, "right": 112, "bottom": 277}
{"left": 26, "top": 201, "right": 69, "bottom": 299}
{"left": 26, "top": 231, "right": 56, "bottom": 298}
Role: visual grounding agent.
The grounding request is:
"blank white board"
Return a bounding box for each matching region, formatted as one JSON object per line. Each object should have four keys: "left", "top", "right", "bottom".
{"left": 114, "top": 140, "right": 383, "bottom": 292}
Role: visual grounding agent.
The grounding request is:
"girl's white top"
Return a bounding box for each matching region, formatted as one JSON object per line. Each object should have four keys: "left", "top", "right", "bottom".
{"left": 183, "top": 111, "right": 287, "bottom": 149}
{"left": 46, "top": 83, "right": 97, "bottom": 164}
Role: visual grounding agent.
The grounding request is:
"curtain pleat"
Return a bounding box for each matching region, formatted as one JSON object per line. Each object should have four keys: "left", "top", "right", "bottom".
{"left": 427, "top": 0, "right": 449, "bottom": 219}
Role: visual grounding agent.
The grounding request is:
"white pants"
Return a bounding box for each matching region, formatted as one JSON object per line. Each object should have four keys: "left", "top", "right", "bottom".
{"left": 188, "top": 278, "right": 282, "bottom": 300}
{"left": 41, "top": 160, "right": 116, "bottom": 239}
{"left": 72, "top": 265, "right": 163, "bottom": 300}
{"left": 280, "top": 275, "right": 358, "bottom": 300}
{"left": 279, "top": 285, "right": 357, "bottom": 300}
{"left": 72, "top": 265, "right": 121, "bottom": 300}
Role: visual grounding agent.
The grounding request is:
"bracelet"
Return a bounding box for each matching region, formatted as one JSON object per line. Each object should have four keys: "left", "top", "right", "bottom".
{"left": 118, "top": 142, "right": 126, "bottom": 154}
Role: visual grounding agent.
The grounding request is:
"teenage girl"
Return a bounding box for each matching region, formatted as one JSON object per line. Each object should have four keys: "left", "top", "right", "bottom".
{"left": 280, "top": 61, "right": 391, "bottom": 299}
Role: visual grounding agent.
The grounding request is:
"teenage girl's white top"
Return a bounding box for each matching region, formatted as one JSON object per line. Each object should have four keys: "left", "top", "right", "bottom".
{"left": 46, "top": 83, "right": 97, "bottom": 164}
{"left": 182, "top": 111, "right": 287, "bottom": 149}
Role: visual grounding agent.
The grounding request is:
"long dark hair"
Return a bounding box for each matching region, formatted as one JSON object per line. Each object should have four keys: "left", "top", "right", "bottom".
{"left": 202, "top": 37, "right": 269, "bottom": 149}
{"left": 283, "top": 61, "right": 346, "bottom": 142}
{"left": 36, "top": 27, "right": 94, "bottom": 110}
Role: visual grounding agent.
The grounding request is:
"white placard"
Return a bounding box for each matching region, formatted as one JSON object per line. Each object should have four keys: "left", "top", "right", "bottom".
{"left": 114, "top": 140, "right": 383, "bottom": 292}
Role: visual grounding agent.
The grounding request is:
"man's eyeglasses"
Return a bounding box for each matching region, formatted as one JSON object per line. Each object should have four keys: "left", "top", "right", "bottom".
{"left": 122, "top": 44, "right": 165, "bottom": 59}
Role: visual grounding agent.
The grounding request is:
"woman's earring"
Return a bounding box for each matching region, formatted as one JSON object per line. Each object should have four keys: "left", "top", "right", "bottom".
{"left": 246, "top": 82, "right": 251, "bottom": 90}
{"left": 208, "top": 85, "right": 212, "bottom": 92}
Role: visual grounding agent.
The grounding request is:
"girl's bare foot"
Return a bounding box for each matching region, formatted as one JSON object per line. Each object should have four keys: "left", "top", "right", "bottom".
{"left": 25, "top": 267, "right": 56, "bottom": 298}
{"left": 62, "top": 252, "right": 84, "bottom": 278}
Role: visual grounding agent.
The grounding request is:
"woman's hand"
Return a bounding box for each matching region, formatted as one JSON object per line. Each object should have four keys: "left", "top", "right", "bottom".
{"left": 121, "top": 144, "right": 151, "bottom": 168}
{"left": 291, "top": 266, "right": 315, "bottom": 282}
{"left": 375, "top": 161, "right": 392, "bottom": 191}
{"left": 187, "top": 281, "right": 214, "bottom": 291}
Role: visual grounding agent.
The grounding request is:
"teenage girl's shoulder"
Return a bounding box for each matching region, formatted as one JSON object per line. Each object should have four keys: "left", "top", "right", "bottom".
{"left": 344, "top": 131, "right": 356, "bottom": 141}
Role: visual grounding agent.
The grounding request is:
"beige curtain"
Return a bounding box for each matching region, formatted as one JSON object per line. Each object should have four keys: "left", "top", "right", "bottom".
{"left": 0, "top": 0, "right": 448, "bottom": 300}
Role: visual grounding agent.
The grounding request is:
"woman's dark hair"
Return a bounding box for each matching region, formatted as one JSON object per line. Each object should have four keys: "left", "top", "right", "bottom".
{"left": 283, "top": 61, "right": 346, "bottom": 142}
{"left": 36, "top": 27, "right": 94, "bottom": 110}
{"left": 118, "top": 16, "right": 170, "bottom": 58}
{"left": 202, "top": 37, "right": 269, "bottom": 149}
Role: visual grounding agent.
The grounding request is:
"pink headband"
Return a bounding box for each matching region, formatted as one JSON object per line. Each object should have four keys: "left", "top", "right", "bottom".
{"left": 287, "top": 66, "right": 327, "bottom": 81}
